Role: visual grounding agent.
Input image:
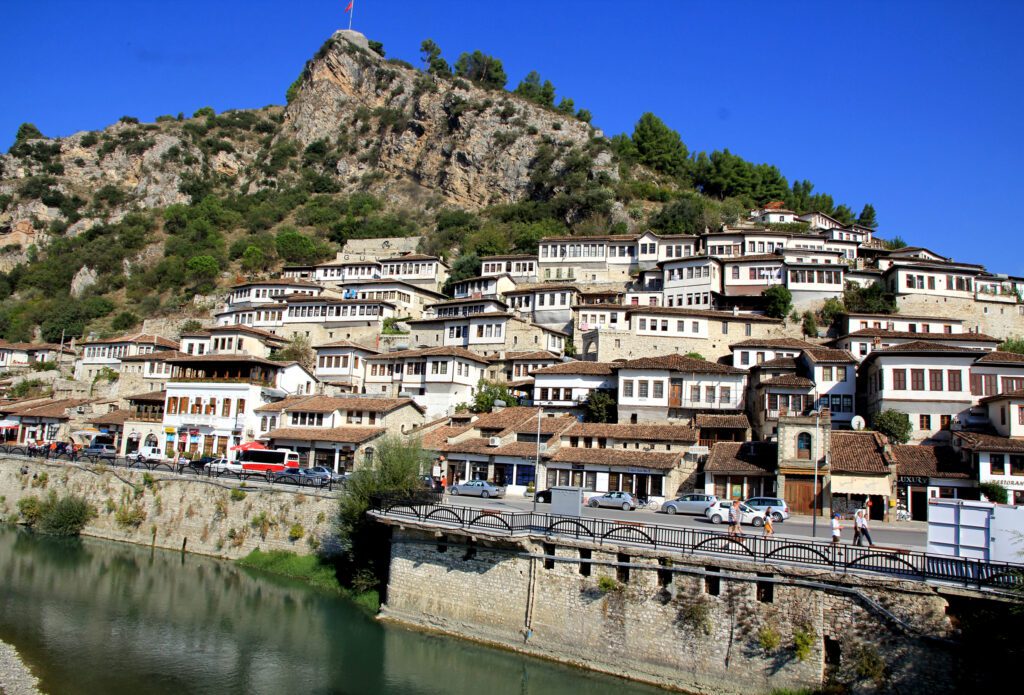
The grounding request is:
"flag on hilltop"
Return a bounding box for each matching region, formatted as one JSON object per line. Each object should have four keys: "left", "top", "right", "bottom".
{"left": 344, "top": 1, "right": 353, "bottom": 12}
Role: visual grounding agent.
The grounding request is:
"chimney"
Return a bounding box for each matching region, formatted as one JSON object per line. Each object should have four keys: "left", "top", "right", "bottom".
{"left": 732, "top": 305, "right": 739, "bottom": 317}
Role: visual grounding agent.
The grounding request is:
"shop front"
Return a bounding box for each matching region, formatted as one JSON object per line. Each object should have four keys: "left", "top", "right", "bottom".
{"left": 829, "top": 474, "right": 891, "bottom": 520}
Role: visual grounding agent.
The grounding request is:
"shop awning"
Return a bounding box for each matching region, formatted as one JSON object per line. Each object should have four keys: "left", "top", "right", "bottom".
{"left": 0, "top": 419, "right": 19, "bottom": 429}
{"left": 830, "top": 474, "right": 891, "bottom": 496}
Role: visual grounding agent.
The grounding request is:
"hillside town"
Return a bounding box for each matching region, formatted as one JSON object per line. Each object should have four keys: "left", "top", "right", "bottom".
{"left": 1, "top": 204, "right": 1022, "bottom": 523}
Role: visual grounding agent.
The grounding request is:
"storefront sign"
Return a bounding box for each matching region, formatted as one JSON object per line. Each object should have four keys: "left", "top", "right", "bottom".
{"left": 164, "top": 428, "right": 175, "bottom": 434}
{"left": 987, "top": 476, "right": 1024, "bottom": 488}
{"left": 898, "top": 476, "right": 929, "bottom": 485}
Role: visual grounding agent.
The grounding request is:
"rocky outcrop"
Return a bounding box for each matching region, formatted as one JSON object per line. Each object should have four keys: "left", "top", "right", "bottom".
{"left": 70, "top": 265, "right": 98, "bottom": 298}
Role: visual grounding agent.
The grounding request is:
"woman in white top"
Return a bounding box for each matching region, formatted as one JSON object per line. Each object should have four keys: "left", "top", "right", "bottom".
{"left": 831, "top": 513, "right": 842, "bottom": 544}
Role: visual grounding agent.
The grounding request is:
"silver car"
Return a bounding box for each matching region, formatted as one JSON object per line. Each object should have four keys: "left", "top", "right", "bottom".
{"left": 662, "top": 493, "right": 718, "bottom": 516}
{"left": 587, "top": 491, "right": 637, "bottom": 511}
{"left": 744, "top": 497, "right": 790, "bottom": 522}
{"left": 449, "top": 480, "right": 505, "bottom": 498}
{"left": 704, "top": 500, "right": 766, "bottom": 527}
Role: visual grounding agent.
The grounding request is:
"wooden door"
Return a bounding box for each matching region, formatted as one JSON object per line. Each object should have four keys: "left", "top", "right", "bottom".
{"left": 786, "top": 477, "right": 823, "bottom": 515}
{"left": 669, "top": 381, "right": 683, "bottom": 407}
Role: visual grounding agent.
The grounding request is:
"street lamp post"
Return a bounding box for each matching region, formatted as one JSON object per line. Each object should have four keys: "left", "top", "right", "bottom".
{"left": 532, "top": 407, "right": 542, "bottom": 515}
{"left": 811, "top": 408, "right": 820, "bottom": 538}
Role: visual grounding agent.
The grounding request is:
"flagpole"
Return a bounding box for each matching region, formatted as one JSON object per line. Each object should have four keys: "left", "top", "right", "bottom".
{"left": 348, "top": 0, "right": 354, "bottom": 30}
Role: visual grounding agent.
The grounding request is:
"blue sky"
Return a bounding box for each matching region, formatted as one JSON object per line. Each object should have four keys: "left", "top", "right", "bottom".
{"left": 3, "top": 1, "right": 1022, "bottom": 275}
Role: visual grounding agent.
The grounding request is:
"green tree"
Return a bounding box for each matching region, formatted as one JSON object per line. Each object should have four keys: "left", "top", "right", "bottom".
{"left": 833, "top": 204, "right": 855, "bottom": 226}
{"left": 442, "top": 253, "right": 481, "bottom": 295}
{"left": 819, "top": 297, "right": 845, "bottom": 327}
{"left": 843, "top": 283, "right": 897, "bottom": 314}
{"left": 857, "top": 203, "right": 878, "bottom": 229}
{"left": 514, "top": 71, "right": 555, "bottom": 107}
{"left": 649, "top": 194, "right": 705, "bottom": 235}
{"left": 631, "top": 113, "right": 688, "bottom": 178}
{"left": 10, "top": 122, "right": 44, "bottom": 153}
{"left": 367, "top": 40, "right": 385, "bottom": 57}
{"left": 275, "top": 227, "right": 330, "bottom": 264}
{"left": 472, "top": 381, "right": 518, "bottom": 413}
{"left": 193, "top": 106, "right": 215, "bottom": 119}
{"left": 335, "top": 435, "right": 431, "bottom": 588}
{"left": 111, "top": 311, "right": 139, "bottom": 331}
{"left": 762, "top": 285, "right": 793, "bottom": 319}
{"left": 998, "top": 337, "right": 1024, "bottom": 355}
{"left": 873, "top": 410, "right": 912, "bottom": 444}
{"left": 454, "top": 50, "right": 507, "bottom": 89}
{"left": 419, "top": 39, "right": 450, "bottom": 75}
{"left": 270, "top": 334, "right": 315, "bottom": 371}
{"left": 801, "top": 311, "right": 819, "bottom": 337}
{"left": 884, "top": 236, "right": 908, "bottom": 250}
{"left": 584, "top": 390, "right": 616, "bottom": 423}
{"left": 978, "top": 481, "right": 1009, "bottom": 504}
{"left": 186, "top": 255, "right": 220, "bottom": 292}
{"left": 240, "top": 245, "right": 268, "bottom": 273}
{"left": 556, "top": 97, "right": 575, "bottom": 115}
{"left": 285, "top": 74, "right": 303, "bottom": 103}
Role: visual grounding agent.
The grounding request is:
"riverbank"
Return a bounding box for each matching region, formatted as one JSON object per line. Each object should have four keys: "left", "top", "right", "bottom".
{"left": 236, "top": 549, "right": 380, "bottom": 614}
{"left": 0, "top": 640, "right": 42, "bottom": 695}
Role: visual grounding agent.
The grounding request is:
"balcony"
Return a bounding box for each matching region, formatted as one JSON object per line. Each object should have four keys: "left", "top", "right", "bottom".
{"left": 166, "top": 413, "right": 246, "bottom": 429}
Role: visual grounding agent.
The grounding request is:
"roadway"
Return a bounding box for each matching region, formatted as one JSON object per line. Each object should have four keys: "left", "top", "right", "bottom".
{"left": 443, "top": 493, "right": 929, "bottom": 550}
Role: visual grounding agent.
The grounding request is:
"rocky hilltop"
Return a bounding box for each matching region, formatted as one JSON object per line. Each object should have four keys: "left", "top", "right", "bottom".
{"left": 0, "top": 30, "right": 611, "bottom": 244}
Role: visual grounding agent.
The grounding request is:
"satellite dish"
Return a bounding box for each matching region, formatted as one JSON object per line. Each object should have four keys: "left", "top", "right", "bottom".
{"left": 382, "top": 240, "right": 391, "bottom": 248}
{"left": 851, "top": 415, "right": 866, "bottom": 431}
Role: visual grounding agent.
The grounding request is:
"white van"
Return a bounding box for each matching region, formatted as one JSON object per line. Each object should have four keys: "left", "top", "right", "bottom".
{"left": 127, "top": 446, "right": 165, "bottom": 464}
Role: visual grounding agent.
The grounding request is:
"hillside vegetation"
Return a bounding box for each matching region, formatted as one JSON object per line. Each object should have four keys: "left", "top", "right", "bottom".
{"left": 0, "top": 31, "right": 877, "bottom": 342}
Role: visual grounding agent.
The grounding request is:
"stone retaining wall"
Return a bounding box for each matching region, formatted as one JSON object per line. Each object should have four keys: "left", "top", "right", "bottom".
{"left": 0, "top": 457, "right": 336, "bottom": 559}
{"left": 381, "top": 525, "right": 958, "bottom": 695}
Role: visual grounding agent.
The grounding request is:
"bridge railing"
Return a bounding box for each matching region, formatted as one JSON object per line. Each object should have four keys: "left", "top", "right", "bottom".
{"left": 370, "top": 499, "right": 1024, "bottom": 591}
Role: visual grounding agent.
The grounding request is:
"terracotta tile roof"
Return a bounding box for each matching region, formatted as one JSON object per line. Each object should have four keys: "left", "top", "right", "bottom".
{"left": 88, "top": 410, "right": 132, "bottom": 426}
{"left": 757, "top": 375, "right": 815, "bottom": 389}
{"left": 513, "top": 414, "right": 578, "bottom": 436}
{"left": 952, "top": 431, "right": 1024, "bottom": 453}
{"left": 502, "top": 282, "right": 579, "bottom": 294}
{"left": 731, "top": 338, "right": 815, "bottom": 349}
{"left": 533, "top": 361, "right": 616, "bottom": 376}
{"left": 979, "top": 389, "right": 1024, "bottom": 404}
{"left": 867, "top": 341, "right": 984, "bottom": 356}
{"left": 124, "top": 390, "right": 166, "bottom": 403}
{"left": 892, "top": 445, "right": 972, "bottom": 479}
{"left": 975, "top": 351, "right": 1024, "bottom": 364}
{"left": 0, "top": 397, "right": 53, "bottom": 414}
{"left": 829, "top": 431, "right": 895, "bottom": 474}
{"left": 119, "top": 350, "right": 189, "bottom": 362}
{"left": 565, "top": 422, "right": 698, "bottom": 443}
{"left": 841, "top": 328, "right": 999, "bottom": 343}
{"left": 754, "top": 357, "right": 798, "bottom": 370}
{"left": 182, "top": 325, "right": 288, "bottom": 342}
{"left": 695, "top": 413, "right": 750, "bottom": 429}
{"left": 9, "top": 398, "right": 93, "bottom": 419}
{"left": 421, "top": 424, "right": 473, "bottom": 450}
{"left": 232, "top": 278, "right": 322, "bottom": 288}
{"left": 80, "top": 333, "right": 179, "bottom": 349}
{"left": 254, "top": 396, "right": 420, "bottom": 414}
{"left": 466, "top": 407, "right": 542, "bottom": 432}
{"left": 364, "top": 347, "right": 490, "bottom": 364}
{"left": 264, "top": 426, "right": 385, "bottom": 444}
{"left": 478, "top": 254, "right": 537, "bottom": 261}
{"left": 625, "top": 306, "right": 782, "bottom": 323}
{"left": 547, "top": 447, "right": 683, "bottom": 470}
{"left": 380, "top": 253, "right": 442, "bottom": 263}
{"left": 165, "top": 354, "right": 284, "bottom": 366}
{"left": 722, "top": 254, "right": 785, "bottom": 263}
{"left": 283, "top": 295, "right": 395, "bottom": 307}
{"left": 704, "top": 442, "right": 777, "bottom": 475}
{"left": 426, "top": 297, "right": 508, "bottom": 308}
{"left": 488, "top": 351, "right": 559, "bottom": 362}
{"left": 619, "top": 354, "right": 744, "bottom": 374}
{"left": 314, "top": 339, "right": 380, "bottom": 352}
{"left": 802, "top": 347, "right": 856, "bottom": 364}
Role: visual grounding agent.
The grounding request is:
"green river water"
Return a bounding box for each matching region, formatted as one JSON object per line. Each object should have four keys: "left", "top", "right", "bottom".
{"left": 0, "top": 527, "right": 667, "bottom": 694}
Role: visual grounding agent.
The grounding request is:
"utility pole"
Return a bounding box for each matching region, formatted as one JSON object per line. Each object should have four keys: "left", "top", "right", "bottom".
{"left": 811, "top": 408, "right": 820, "bottom": 538}
{"left": 532, "top": 407, "right": 542, "bottom": 515}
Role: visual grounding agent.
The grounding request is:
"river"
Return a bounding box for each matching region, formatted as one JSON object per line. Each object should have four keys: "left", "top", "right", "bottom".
{"left": 0, "top": 527, "right": 667, "bottom": 694}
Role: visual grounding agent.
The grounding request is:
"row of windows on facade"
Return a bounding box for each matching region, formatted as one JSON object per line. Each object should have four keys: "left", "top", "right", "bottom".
{"left": 368, "top": 360, "right": 474, "bottom": 377}
{"left": 902, "top": 273, "right": 974, "bottom": 292}
{"left": 788, "top": 269, "right": 843, "bottom": 285}
{"left": 229, "top": 310, "right": 283, "bottom": 324}
{"left": 667, "top": 265, "right": 713, "bottom": 281}
{"left": 316, "top": 354, "right": 361, "bottom": 369}
{"left": 234, "top": 287, "right": 302, "bottom": 299}
{"left": 287, "top": 304, "right": 382, "bottom": 318}
{"left": 564, "top": 436, "right": 682, "bottom": 451}
{"left": 767, "top": 393, "right": 854, "bottom": 414}
{"left": 166, "top": 397, "right": 245, "bottom": 417}
{"left": 621, "top": 380, "right": 733, "bottom": 403}
{"left": 857, "top": 320, "right": 955, "bottom": 333}
{"left": 636, "top": 317, "right": 754, "bottom": 337}
{"left": 989, "top": 453, "right": 1024, "bottom": 476}
{"left": 873, "top": 368, "right": 964, "bottom": 393}
{"left": 546, "top": 469, "right": 665, "bottom": 497}
{"left": 317, "top": 266, "right": 375, "bottom": 278}
{"left": 995, "top": 404, "right": 1024, "bottom": 428}
{"left": 84, "top": 344, "right": 155, "bottom": 358}
{"left": 666, "top": 293, "right": 713, "bottom": 308}
{"left": 482, "top": 261, "right": 535, "bottom": 274}
{"left": 447, "top": 324, "right": 504, "bottom": 339}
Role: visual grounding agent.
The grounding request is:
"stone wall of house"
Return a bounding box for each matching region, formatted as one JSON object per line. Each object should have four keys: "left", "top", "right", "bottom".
{"left": 0, "top": 457, "right": 336, "bottom": 559}
{"left": 895, "top": 294, "right": 1024, "bottom": 340}
{"left": 381, "top": 525, "right": 958, "bottom": 695}
{"left": 581, "top": 319, "right": 794, "bottom": 364}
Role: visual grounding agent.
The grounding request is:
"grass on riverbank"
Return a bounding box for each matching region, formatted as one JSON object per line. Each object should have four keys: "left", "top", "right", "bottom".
{"left": 237, "top": 549, "right": 380, "bottom": 614}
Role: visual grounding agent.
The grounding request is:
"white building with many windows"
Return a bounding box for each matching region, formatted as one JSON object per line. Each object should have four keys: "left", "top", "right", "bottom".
{"left": 616, "top": 354, "right": 747, "bottom": 424}
{"left": 362, "top": 347, "right": 489, "bottom": 417}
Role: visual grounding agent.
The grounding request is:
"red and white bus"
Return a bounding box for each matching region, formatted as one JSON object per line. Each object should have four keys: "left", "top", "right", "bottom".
{"left": 237, "top": 448, "right": 300, "bottom": 476}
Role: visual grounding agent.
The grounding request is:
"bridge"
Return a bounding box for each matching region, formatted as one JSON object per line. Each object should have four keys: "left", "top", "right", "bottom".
{"left": 371, "top": 495, "right": 1023, "bottom": 593}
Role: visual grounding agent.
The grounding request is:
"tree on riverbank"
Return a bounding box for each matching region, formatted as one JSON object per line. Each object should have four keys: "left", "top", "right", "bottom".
{"left": 16, "top": 492, "right": 95, "bottom": 536}
{"left": 333, "top": 435, "right": 431, "bottom": 592}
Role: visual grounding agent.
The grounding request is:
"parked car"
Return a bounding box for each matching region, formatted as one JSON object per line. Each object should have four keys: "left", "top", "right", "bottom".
{"left": 82, "top": 443, "right": 117, "bottom": 459}
{"left": 448, "top": 480, "right": 505, "bottom": 498}
{"left": 704, "top": 500, "right": 766, "bottom": 527}
{"left": 126, "top": 445, "right": 163, "bottom": 464}
{"left": 205, "top": 458, "right": 244, "bottom": 476}
{"left": 268, "top": 466, "right": 304, "bottom": 484}
{"left": 587, "top": 491, "right": 637, "bottom": 511}
{"left": 744, "top": 497, "right": 790, "bottom": 522}
{"left": 300, "top": 467, "right": 334, "bottom": 486}
{"left": 534, "top": 488, "right": 552, "bottom": 503}
{"left": 661, "top": 493, "right": 717, "bottom": 516}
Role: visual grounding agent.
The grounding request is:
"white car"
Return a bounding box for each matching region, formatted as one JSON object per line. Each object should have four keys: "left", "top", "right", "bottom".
{"left": 704, "top": 501, "right": 766, "bottom": 527}
{"left": 448, "top": 480, "right": 505, "bottom": 498}
{"left": 205, "top": 458, "right": 244, "bottom": 475}
{"left": 126, "top": 446, "right": 165, "bottom": 465}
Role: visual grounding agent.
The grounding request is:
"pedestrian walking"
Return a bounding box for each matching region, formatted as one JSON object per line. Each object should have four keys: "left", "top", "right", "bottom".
{"left": 852, "top": 511, "right": 861, "bottom": 545}
{"left": 728, "top": 500, "right": 742, "bottom": 538}
{"left": 855, "top": 510, "right": 874, "bottom": 546}
{"left": 763, "top": 507, "right": 774, "bottom": 537}
{"left": 831, "top": 513, "right": 842, "bottom": 544}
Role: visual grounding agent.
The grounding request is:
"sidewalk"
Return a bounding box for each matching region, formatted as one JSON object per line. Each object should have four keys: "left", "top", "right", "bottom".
{"left": 784, "top": 513, "right": 927, "bottom": 531}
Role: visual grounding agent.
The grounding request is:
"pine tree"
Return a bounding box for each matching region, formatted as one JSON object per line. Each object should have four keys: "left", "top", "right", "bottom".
{"left": 631, "top": 113, "right": 688, "bottom": 178}
{"left": 857, "top": 203, "right": 878, "bottom": 229}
